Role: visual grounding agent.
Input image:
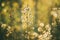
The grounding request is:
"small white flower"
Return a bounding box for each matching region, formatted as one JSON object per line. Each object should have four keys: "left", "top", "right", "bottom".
{"left": 51, "top": 11, "right": 57, "bottom": 18}
{"left": 38, "top": 35, "right": 43, "bottom": 38}
{"left": 33, "top": 32, "right": 38, "bottom": 37}
{"left": 30, "top": 32, "right": 38, "bottom": 39}
{"left": 8, "top": 26, "right": 11, "bottom": 29}
{"left": 3, "top": 8, "right": 7, "bottom": 13}
{"left": 6, "top": 33, "right": 9, "bottom": 37}
{"left": 43, "top": 31, "right": 46, "bottom": 33}
{"left": 21, "top": 16, "right": 26, "bottom": 22}
{"left": 45, "top": 24, "right": 51, "bottom": 31}
{"left": 51, "top": 22, "right": 56, "bottom": 27}
{"left": 38, "top": 27, "right": 43, "bottom": 32}
{"left": 1, "top": 2, "right": 5, "bottom": 7}
{"left": 45, "top": 24, "right": 50, "bottom": 28}
{"left": 43, "top": 32, "right": 48, "bottom": 38}
{"left": 40, "top": 22, "right": 44, "bottom": 27}
{"left": 7, "top": 26, "right": 11, "bottom": 31}
{"left": 21, "top": 6, "right": 31, "bottom": 13}
{"left": 1, "top": 24, "right": 7, "bottom": 28}
{"left": 53, "top": 13, "right": 57, "bottom": 18}
{"left": 21, "top": 10, "right": 26, "bottom": 13}
{"left": 24, "top": 6, "right": 31, "bottom": 11}
{"left": 52, "top": 7, "right": 57, "bottom": 11}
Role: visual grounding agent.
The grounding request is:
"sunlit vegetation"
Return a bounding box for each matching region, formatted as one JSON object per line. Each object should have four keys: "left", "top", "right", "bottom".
{"left": 0, "top": 0, "right": 60, "bottom": 40}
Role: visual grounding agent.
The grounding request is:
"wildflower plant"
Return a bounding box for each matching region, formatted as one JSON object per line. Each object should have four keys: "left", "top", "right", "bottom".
{"left": 0, "top": 0, "right": 60, "bottom": 40}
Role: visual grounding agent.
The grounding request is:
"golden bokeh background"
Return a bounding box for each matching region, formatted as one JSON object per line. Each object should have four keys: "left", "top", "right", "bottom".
{"left": 0, "top": 0, "right": 60, "bottom": 40}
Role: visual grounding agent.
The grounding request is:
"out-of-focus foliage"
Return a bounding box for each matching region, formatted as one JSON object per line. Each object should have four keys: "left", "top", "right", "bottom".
{"left": 0, "top": 0, "right": 60, "bottom": 40}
